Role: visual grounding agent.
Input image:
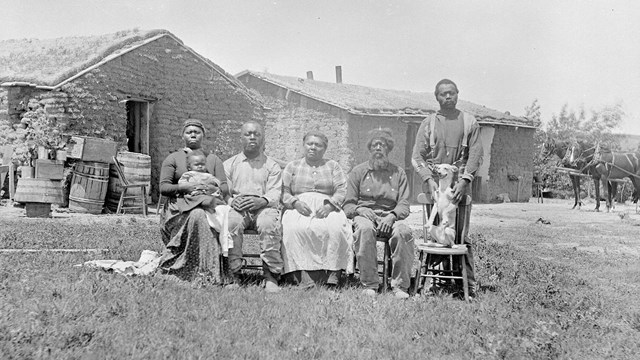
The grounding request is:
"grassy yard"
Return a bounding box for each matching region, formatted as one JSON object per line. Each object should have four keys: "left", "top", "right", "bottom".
{"left": 1, "top": 205, "right": 640, "bottom": 359}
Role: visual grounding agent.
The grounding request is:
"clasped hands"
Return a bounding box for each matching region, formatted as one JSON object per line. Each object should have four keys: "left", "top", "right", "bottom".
{"left": 294, "top": 200, "right": 335, "bottom": 219}
{"left": 426, "top": 178, "right": 469, "bottom": 204}
{"left": 356, "top": 207, "right": 396, "bottom": 236}
{"left": 231, "top": 195, "right": 268, "bottom": 212}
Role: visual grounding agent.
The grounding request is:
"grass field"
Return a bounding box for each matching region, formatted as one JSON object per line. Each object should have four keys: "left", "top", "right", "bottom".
{"left": 1, "top": 202, "right": 640, "bottom": 359}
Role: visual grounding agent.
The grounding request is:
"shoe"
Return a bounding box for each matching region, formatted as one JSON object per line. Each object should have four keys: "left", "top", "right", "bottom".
{"left": 393, "top": 289, "right": 410, "bottom": 299}
{"left": 224, "top": 272, "right": 242, "bottom": 289}
{"left": 362, "top": 288, "right": 377, "bottom": 297}
{"left": 262, "top": 265, "right": 281, "bottom": 293}
{"left": 264, "top": 278, "right": 281, "bottom": 293}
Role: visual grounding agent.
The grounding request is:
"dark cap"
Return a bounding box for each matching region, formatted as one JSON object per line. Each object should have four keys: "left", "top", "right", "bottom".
{"left": 183, "top": 119, "right": 206, "bottom": 135}
{"left": 367, "top": 127, "right": 395, "bottom": 151}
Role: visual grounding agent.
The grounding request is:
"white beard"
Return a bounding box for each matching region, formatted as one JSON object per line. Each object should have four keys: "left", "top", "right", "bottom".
{"left": 371, "top": 157, "right": 389, "bottom": 170}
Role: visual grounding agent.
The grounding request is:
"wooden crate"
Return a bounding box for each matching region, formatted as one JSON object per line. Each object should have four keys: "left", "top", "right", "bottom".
{"left": 14, "top": 178, "right": 64, "bottom": 204}
{"left": 25, "top": 203, "right": 52, "bottom": 218}
{"left": 67, "top": 136, "right": 117, "bottom": 163}
{"left": 35, "top": 159, "right": 64, "bottom": 180}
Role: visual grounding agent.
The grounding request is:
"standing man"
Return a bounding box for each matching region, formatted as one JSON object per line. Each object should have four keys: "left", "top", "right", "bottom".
{"left": 224, "top": 121, "right": 283, "bottom": 292}
{"left": 344, "top": 128, "right": 414, "bottom": 299}
{"left": 411, "top": 78, "right": 483, "bottom": 298}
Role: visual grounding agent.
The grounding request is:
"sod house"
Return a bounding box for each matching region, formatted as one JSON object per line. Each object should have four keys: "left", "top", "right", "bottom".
{"left": 0, "top": 29, "right": 263, "bottom": 201}
{"left": 236, "top": 70, "right": 539, "bottom": 203}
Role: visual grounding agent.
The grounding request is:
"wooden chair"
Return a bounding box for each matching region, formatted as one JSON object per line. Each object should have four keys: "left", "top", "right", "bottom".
{"left": 351, "top": 233, "right": 393, "bottom": 292}
{"left": 111, "top": 156, "right": 148, "bottom": 216}
{"left": 156, "top": 194, "right": 167, "bottom": 215}
{"left": 413, "top": 193, "right": 472, "bottom": 301}
{"left": 237, "top": 229, "right": 263, "bottom": 272}
{"left": 0, "top": 145, "right": 16, "bottom": 200}
{"left": 377, "top": 235, "right": 393, "bottom": 292}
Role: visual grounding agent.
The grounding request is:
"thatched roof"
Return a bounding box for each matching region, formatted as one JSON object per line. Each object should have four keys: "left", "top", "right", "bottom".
{"left": 0, "top": 29, "right": 258, "bottom": 104}
{"left": 238, "top": 71, "right": 537, "bottom": 128}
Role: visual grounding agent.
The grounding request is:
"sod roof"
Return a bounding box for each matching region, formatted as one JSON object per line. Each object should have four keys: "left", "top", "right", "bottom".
{"left": 0, "top": 29, "right": 254, "bottom": 102}
{"left": 0, "top": 29, "right": 170, "bottom": 86}
{"left": 240, "top": 71, "right": 537, "bottom": 127}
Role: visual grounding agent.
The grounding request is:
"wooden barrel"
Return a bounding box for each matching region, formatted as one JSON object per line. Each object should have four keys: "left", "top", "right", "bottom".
{"left": 14, "top": 178, "right": 64, "bottom": 204}
{"left": 106, "top": 152, "right": 151, "bottom": 212}
{"left": 68, "top": 161, "right": 110, "bottom": 214}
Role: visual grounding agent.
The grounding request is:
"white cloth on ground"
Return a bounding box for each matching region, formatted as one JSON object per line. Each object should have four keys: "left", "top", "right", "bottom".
{"left": 81, "top": 250, "right": 161, "bottom": 276}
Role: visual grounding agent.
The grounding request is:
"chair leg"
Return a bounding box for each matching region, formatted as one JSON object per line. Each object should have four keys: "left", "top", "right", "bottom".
{"left": 141, "top": 187, "right": 148, "bottom": 217}
{"left": 156, "top": 195, "right": 164, "bottom": 215}
{"left": 413, "top": 251, "right": 424, "bottom": 295}
{"left": 381, "top": 242, "right": 390, "bottom": 292}
{"left": 461, "top": 255, "right": 469, "bottom": 302}
{"left": 117, "top": 191, "right": 125, "bottom": 215}
{"left": 425, "top": 253, "right": 434, "bottom": 291}
{"left": 8, "top": 164, "right": 15, "bottom": 200}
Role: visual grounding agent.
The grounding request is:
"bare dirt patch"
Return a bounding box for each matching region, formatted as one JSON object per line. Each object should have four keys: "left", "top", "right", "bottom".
{"left": 405, "top": 197, "right": 640, "bottom": 257}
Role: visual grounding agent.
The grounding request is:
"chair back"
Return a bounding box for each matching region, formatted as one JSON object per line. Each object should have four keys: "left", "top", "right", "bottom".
{"left": 111, "top": 156, "right": 130, "bottom": 186}
{"left": 417, "top": 192, "right": 471, "bottom": 245}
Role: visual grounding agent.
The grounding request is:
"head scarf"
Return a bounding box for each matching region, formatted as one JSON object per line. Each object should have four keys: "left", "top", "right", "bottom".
{"left": 182, "top": 119, "right": 206, "bottom": 136}
{"left": 366, "top": 128, "right": 395, "bottom": 151}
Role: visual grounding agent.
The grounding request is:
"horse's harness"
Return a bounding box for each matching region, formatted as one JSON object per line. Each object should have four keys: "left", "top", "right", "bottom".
{"left": 573, "top": 143, "right": 640, "bottom": 180}
{"left": 569, "top": 142, "right": 599, "bottom": 173}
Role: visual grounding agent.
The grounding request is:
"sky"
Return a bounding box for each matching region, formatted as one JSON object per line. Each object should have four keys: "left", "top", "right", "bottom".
{"left": 2, "top": 0, "right": 640, "bottom": 134}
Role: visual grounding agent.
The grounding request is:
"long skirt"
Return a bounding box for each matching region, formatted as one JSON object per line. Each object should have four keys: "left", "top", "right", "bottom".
{"left": 281, "top": 192, "right": 352, "bottom": 277}
{"left": 158, "top": 199, "right": 221, "bottom": 282}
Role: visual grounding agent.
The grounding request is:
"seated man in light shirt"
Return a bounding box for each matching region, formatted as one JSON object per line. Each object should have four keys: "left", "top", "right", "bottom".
{"left": 223, "top": 121, "right": 283, "bottom": 293}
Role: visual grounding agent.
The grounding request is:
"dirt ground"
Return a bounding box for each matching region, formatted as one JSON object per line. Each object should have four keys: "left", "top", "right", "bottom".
{"left": 2, "top": 198, "right": 639, "bottom": 257}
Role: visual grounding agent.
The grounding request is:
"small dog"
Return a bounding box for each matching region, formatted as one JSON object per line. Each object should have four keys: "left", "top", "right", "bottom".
{"left": 425, "top": 164, "right": 459, "bottom": 247}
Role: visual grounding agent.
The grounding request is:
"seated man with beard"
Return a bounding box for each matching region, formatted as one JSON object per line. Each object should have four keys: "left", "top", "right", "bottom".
{"left": 343, "top": 128, "right": 414, "bottom": 299}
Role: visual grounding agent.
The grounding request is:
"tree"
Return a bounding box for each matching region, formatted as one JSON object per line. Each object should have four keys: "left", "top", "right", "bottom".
{"left": 546, "top": 102, "right": 623, "bottom": 146}
{"left": 524, "top": 99, "right": 541, "bottom": 124}
{"left": 580, "top": 103, "right": 623, "bottom": 148}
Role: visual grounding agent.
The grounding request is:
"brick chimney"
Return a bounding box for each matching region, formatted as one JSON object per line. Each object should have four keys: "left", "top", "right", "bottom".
{"left": 306, "top": 71, "right": 314, "bottom": 80}
{"left": 335, "top": 66, "right": 342, "bottom": 84}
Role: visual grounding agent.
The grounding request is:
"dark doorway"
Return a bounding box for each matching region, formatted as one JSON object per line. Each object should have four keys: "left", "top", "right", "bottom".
{"left": 126, "top": 101, "right": 149, "bottom": 154}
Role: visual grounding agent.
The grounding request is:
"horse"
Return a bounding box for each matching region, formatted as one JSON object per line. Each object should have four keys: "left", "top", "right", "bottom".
{"left": 542, "top": 138, "right": 601, "bottom": 211}
{"left": 592, "top": 151, "right": 640, "bottom": 212}
{"left": 565, "top": 140, "right": 608, "bottom": 211}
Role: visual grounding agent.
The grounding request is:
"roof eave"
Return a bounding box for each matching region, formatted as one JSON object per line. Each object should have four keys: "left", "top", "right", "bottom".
{"left": 243, "top": 71, "right": 534, "bottom": 127}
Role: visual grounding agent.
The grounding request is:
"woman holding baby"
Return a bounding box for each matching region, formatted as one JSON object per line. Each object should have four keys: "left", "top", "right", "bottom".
{"left": 280, "top": 131, "right": 352, "bottom": 287}
{"left": 158, "top": 119, "right": 228, "bottom": 282}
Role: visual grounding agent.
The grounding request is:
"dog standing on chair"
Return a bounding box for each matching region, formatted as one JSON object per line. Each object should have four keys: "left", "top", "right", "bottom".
{"left": 425, "top": 164, "right": 458, "bottom": 247}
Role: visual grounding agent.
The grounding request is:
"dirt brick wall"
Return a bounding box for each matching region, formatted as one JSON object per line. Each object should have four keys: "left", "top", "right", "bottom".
{"left": 486, "top": 126, "right": 535, "bottom": 202}
{"left": 2, "top": 36, "right": 262, "bottom": 200}
{"left": 262, "top": 96, "right": 351, "bottom": 170}
{"left": 0, "top": 88, "right": 8, "bottom": 135}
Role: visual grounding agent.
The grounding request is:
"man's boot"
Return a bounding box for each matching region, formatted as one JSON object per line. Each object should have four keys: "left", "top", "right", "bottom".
{"left": 263, "top": 262, "right": 281, "bottom": 293}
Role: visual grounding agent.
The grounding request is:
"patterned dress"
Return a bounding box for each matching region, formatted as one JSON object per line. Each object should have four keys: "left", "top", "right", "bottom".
{"left": 281, "top": 158, "right": 352, "bottom": 283}
{"left": 158, "top": 148, "right": 227, "bottom": 282}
